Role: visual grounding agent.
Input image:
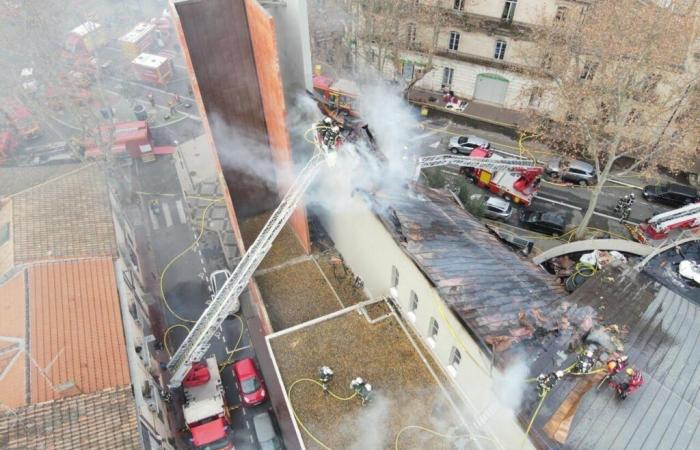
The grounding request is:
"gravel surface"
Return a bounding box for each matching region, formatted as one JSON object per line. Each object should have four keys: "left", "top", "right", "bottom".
{"left": 314, "top": 252, "right": 369, "bottom": 306}
{"left": 255, "top": 260, "right": 342, "bottom": 331}
{"left": 239, "top": 212, "right": 306, "bottom": 269}
{"left": 270, "top": 305, "right": 462, "bottom": 450}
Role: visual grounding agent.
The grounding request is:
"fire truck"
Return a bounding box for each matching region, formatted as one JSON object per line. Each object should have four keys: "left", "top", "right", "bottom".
{"left": 311, "top": 75, "right": 363, "bottom": 126}
{"left": 119, "top": 23, "right": 157, "bottom": 60}
{"left": 459, "top": 148, "right": 543, "bottom": 206}
{"left": 182, "top": 357, "right": 234, "bottom": 450}
{"left": 65, "top": 22, "right": 107, "bottom": 55}
{"left": 83, "top": 121, "right": 175, "bottom": 162}
{"left": 640, "top": 202, "right": 700, "bottom": 239}
{"left": 1, "top": 101, "right": 40, "bottom": 141}
{"left": 132, "top": 53, "right": 173, "bottom": 87}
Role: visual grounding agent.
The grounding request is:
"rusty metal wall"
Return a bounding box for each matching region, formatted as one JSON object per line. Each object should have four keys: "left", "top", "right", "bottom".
{"left": 174, "top": 0, "right": 278, "bottom": 219}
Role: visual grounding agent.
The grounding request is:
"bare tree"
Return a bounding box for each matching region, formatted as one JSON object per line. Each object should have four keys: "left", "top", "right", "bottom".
{"left": 524, "top": 0, "right": 700, "bottom": 239}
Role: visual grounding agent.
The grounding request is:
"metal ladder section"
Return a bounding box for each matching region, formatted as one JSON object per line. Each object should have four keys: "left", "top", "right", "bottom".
{"left": 416, "top": 154, "right": 539, "bottom": 173}
{"left": 649, "top": 203, "right": 700, "bottom": 227}
{"left": 167, "top": 152, "right": 327, "bottom": 387}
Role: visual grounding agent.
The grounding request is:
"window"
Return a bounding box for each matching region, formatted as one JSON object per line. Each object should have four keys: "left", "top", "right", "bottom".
{"left": 449, "top": 346, "right": 461, "bottom": 367}
{"left": 407, "top": 23, "right": 416, "bottom": 45}
{"left": 528, "top": 87, "right": 543, "bottom": 108}
{"left": 402, "top": 61, "right": 415, "bottom": 81}
{"left": 580, "top": 61, "right": 597, "bottom": 80}
{"left": 502, "top": 0, "right": 517, "bottom": 22}
{"left": 453, "top": 0, "right": 465, "bottom": 11}
{"left": 442, "top": 67, "right": 454, "bottom": 86}
{"left": 414, "top": 0, "right": 419, "bottom": 5}
{"left": 448, "top": 31, "right": 460, "bottom": 51}
{"left": 391, "top": 265, "right": 399, "bottom": 288}
{"left": 555, "top": 6, "right": 568, "bottom": 21}
{"left": 429, "top": 317, "right": 439, "bottom": 337}
{"left": 0, "top": 223, "right": 9, "bottom": 245}
{"left": 409, "top": 291, "right": 419, "bottom": 311}
{"left": 494, "top": 40, "right": 507, "bottom": 60}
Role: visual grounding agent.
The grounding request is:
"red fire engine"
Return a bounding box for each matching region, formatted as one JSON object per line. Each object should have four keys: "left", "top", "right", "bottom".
{"left": 183, "top": 357, "right": 234, "bottom": 450}
{"left": 461, "top": 148, "right": 543, "bottom": 206}
{"left": 640, "top": 202, "right": 700, "bottom": 239}
{"left": 311, "top": 75, "right": 363, "bottom": 126}
{"left": 84, "top": 121, "right": 175, "bottom": 162}
{"left": 1, "top": 100, "right": 40, "bottom": 141}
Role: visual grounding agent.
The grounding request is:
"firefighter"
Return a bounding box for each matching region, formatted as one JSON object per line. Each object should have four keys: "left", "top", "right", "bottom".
{"left": 573, "top": 350, "right": 596, "bottom": 374}
{"left": 611, "top": 368, "right": 644, "bottom": 400}
{"left": 598, "top": 355, "right": 628, "bottom": 390}
{"left": 536, "top": 370, "right": 563, "bottom": 398}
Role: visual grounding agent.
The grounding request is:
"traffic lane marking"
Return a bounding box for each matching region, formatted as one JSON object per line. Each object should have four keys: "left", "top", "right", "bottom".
{"left": 535, "top": 195, "right": 640, "bottom": 225}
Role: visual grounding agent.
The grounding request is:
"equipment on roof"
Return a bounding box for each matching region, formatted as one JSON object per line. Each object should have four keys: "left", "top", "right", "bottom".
{"left": 679, "top": 260, "right": 700, "bottom": 284}
{"left": 536, "top": 371, "right": 563, "bottom": 398}
{"left": 609, "top": 367, "right": 643, "bottom": 400}
{"left": 350, "top": 377, "right": 373, "bottom": 405}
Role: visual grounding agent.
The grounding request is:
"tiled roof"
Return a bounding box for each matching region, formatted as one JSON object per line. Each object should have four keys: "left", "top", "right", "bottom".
{"left": 0, "top": 163, "right": 84, "bottom": 197}
{"left": 0, "top": 271, "right": 27, "bottom": 408}
{"left": 370, "top": 185, "right": 566, "bottom": 349}
{"left": 28, "top": 258, "right": 130, "bottom": 403}
{"left": 527, "top": 264, "right": 700, "bottom": 449}
{"left": 0, "top": 386, "right": 141, "bottom": 450}
{"left": 12, "top": 164, "right": 116, "bottom": 263}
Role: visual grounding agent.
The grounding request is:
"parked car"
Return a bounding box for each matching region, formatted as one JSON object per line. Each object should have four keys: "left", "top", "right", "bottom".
{"left": 448, "top": 135, "right": 491, "bottom": 155}
{"left": 642, "top": 183, "right": 699, "bottom": 207}
{"left": 469, "top": 194, "right": 513, "bottom": 221}
{"left": 232, "top": 358, "right": 267, "bottom": 407}
{"left": 253, "top": 411, "right": 284, "bottom": 450}
{"left": 209, "top": 269, "right": 240, "bottom": 313}
{"left": 521, "top": 210, "right": 566, "bottom": 236}
{"left": 545, "top": 158, "right": 597, "bottom": 186}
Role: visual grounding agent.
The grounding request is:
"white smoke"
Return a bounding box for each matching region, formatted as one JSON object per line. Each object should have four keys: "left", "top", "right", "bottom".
{"left": 345, "top": 393, "right": 393, "bottom": 450}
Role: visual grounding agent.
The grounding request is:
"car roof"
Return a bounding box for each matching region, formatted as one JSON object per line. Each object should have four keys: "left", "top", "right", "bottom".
{"left": 485, "top": 196, "right": 509, "bottom": 210}
{"left": 465, "top": 135, "right": 488, "bottom": 144}
{"left": 233, "top": 358, "right": 257, "bottom": 378}
{"left": 540, "top": 212, "right": 566, "bottom": 225}
{"left": 568, "top": 159, "right": 595, "bottom": 172}
{"left": 666, "top": 183, "right": 697, "bottom": 196}
{"left": 253, "top": 412, "right": 276, "bottom": 440}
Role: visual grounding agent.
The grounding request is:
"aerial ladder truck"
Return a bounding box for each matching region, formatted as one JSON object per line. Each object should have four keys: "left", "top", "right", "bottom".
{"left": 166, "top": 122, "right": 541, "bottom": 389}
{"left": 640, "top": 202, "right": 700, "bottom": 239}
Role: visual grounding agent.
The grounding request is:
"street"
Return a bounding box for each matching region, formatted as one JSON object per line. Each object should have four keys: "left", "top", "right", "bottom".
{"left": 413, "top": 116, "right": 675, "bottom": 240}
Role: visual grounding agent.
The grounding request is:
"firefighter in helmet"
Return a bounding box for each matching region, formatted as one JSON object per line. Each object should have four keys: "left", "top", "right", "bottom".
{"left": 537, "top": 370, "right": 564, "bottom": 398}
{"left": 573, "top": 350, "right": 596, "bottom": 374}
{"left": 611, "top": 367, "right": 644, "bottom": 400}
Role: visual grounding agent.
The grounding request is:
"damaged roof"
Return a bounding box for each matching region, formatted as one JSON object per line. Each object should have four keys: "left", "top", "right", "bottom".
{"left": 0, "top": 386, "right": 140, "bottom": 449}
{"left": 527, "top": 262, "right": 700, "bottom": 449}
{"left": 370, "top": 185, "right": 567, "bottom": 352}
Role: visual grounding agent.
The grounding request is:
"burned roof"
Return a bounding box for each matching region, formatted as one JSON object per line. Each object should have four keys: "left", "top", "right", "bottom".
{"left": 369, "top": 185, "right": 566, "bottom": 352}
{"left": 526, "top": 262, "right": 700, "bottom": 449}
{"left": 0, "top": 386, "right": 140, "bottom": 449}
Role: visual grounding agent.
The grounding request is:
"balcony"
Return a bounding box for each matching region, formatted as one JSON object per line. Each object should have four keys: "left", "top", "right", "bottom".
{"left": 440, "top": 8, "right": 535, "bottom": 39}
{"left": 433, "top": 48, "right": 540, "bottom": 76}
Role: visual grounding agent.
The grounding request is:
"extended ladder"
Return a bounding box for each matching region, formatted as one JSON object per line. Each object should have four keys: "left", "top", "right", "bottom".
{"left": 648, "top": 202, "right": 700, "bottom": 231}
{"left": 414, "top": 154, "right": 539, "bottom": 179}
{"left": 167, "top": 151, "right": 328, "bottom": 387}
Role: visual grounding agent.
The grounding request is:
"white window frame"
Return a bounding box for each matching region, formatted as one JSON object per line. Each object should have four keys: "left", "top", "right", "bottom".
{"left": 442, "top": 67, "right": 454, "bottom": 87}
{"left": 502, "top": 0, "right": 518, "bottom": 22}
{"left": 453, "top": 0, "right": 465, "bottom": 11}
{"left": 448, "top": 31, "right": 460, "bottom": 51}
{"left": 391, "top": 265, "right": 399, "bottom": 288}
{"left": 407, "top": 291, "right": 418, "bottom": 322}
{"left": 427, "top": 317, "right": 439, "bottom": 348}
{"left": 447, "top": 346, "right": 461, "bottom": 376}
{"left": 494, "top": 39, "right": 507, "bottom": 60}
{"left": 407, "top": 23, "right": 416, "bottom": 45}
{"left": 555, "top": 5, "right": 568, "bottom": 21}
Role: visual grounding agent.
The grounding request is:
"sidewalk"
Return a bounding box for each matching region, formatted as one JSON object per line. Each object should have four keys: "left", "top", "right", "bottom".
{"left": 407, "top": 87, "right": 527, "bottom": 136}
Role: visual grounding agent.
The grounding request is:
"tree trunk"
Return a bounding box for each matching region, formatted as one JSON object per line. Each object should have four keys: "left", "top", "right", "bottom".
{"left": 575, "top": 154, "right": 616, "bottom": 239}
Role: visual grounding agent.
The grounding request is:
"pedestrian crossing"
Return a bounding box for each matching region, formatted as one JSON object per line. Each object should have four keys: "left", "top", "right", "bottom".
{"left": 149, "top": 199, "right": 188, "bottom": 230}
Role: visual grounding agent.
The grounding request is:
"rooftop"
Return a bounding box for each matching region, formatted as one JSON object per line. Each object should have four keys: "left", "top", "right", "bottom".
{"left": 527, "top": 262, "right": 700, "bottom": 448}
{"left": 132, "top": 53, "right": 169, "bottom": 69}
{"left": 369, "top": 185, "right": 566, "bottom": 355}
{"left": 119, "top": 22, "right": 156, "bottom": 44}
{"left": 0, "top": 258, "right": 130, "bottom": 407}
{"left": 0, "top": 386, "right": 140, "bottom": 450}
{"left": 70, "top": 21, "right": 101, "bottom": 37}
{"left": 268, "top": 300, "right": 466, "bottom": 450}
{"left": 9, "top": 163, "right": 116, "bottom": 265}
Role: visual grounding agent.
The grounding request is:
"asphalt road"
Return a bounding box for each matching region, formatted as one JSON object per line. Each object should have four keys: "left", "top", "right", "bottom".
{"left": 414, "top": 116, "right": 675, "bottom": 238}
{"left": 130, "top": 156, "right": 272, "bottom": 449}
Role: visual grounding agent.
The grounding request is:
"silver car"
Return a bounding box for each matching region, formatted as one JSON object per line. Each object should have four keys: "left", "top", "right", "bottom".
{"left": 448, "top": 135, "right": 491, "bottom": 155}
{"left": 470, "top": 194, "right": 512, "bottom": 221}
{"left": 254, "top": 412, "right": 284, "bottom": 450}
{"left": 209, "top": 269, "right": 240, "bottom": 313}
{"left": 545, "top": 158, "right": 597, "bottom": 186}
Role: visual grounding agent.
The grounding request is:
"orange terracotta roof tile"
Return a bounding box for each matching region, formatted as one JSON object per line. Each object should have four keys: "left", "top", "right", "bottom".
{"left": 0, "top": 385, "right": 141, "bottom": 449}
{"left": 28, "top": 258, "right": 130, "bottom": 403}
{"left": 12, "top": 164, "right": 116, "bottom": 263}
{"left": 0, "top": 271, "right": 27, "bottom": 408}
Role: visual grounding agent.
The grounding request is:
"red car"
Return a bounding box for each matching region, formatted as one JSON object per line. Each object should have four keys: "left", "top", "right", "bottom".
{"left": 232, "top": 358, "right": 267, "bottom": 407}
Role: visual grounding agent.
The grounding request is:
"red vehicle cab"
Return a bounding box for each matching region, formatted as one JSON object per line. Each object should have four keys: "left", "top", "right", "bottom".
{"left": 232, "top": 358, "right": 266, "bottom": 407}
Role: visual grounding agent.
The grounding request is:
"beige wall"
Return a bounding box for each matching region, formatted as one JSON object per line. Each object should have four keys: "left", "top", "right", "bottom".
{"left": 315, "top": 168, "right": 534, "bottom": 450}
